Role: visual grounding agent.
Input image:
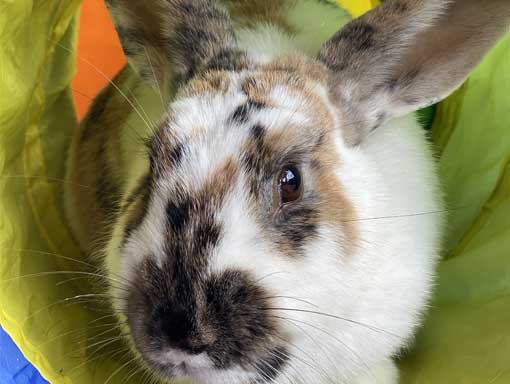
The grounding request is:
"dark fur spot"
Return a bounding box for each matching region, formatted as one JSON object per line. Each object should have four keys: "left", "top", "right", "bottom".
{"left": 242, "top": 150, "right": 273, "bottom": 197}
{"left": 250, "top": 124, "right": 266, "bottom": 144}
{"left": 175, "top": 1, "right": 228, "bottom": 23}
{"left": 165, "top": 191, "right": 222, "bottom": 272}
{"left": 193, "top": 220, "right": 221, "bottom": 253}
{"left": 96, "top": 175, "right": 121, "bottom": 215}
{"left": 129, "top": 264, "right": 278, "bottom": 371}
{"left": 149, "top": 139, "right": 185, "bottom": 175}
{"left": 155, "top": 301, "right": 204, "bottom": 352}
{"left": 167, "top": 141, "right": 185, "bottom": 167}
{"left": 230, "top": 103, "right": 251, "bottom": 124}
{"left": 84, "top": 88, "right": 110, "bottom": 126}
{"left": 230, "top": 102, "right": 265, "bottom": 124}
{"left": 81, "top": 85, "right": 114, "bottom": 141}
{"left": 205, "top": 48, "right": 248, "bottom": 73}
{"left": 275, "top": 205, "right": 319, "bottom": 250}
{"left": 166, "top": 198, "right": 192, "bottom": 233}
{"left": 172, "top": 24, "right": 218, "bottom": 82}
{"left": 255, "top": 346, "right": 289, "bottom": 383}
{"left": 335, "top": 21, "right": 377, "bottom": 52}
{"left": 204, "top": 270, "right": 276, "bottom": 368}
{"left": 95, "top": 144, "right": 121, "bottom": 215}
{"left": 320, "top": 21, "right": 378, "bottom": 72}
{"left": 116, "top": 26, "right": 145, "bottom": 58}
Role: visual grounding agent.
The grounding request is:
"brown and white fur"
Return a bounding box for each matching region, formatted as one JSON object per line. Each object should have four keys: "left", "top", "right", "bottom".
{"left": 64, "top": 1, "right": 510, "bottom": 383}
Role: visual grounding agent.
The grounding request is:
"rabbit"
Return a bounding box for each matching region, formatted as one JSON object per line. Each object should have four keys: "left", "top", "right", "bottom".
{"left": 64, "top": 0, "right": 510, "bottom": 383}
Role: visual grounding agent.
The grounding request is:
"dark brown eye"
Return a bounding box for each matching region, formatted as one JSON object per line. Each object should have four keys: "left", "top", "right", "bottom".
{"left": 277, "top": 165, "right": 302, "bottom": 206}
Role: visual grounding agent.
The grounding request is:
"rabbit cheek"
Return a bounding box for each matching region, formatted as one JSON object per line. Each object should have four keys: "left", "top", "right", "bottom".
{"left": 312, "top": 146, "right": 359, "bottom": 257}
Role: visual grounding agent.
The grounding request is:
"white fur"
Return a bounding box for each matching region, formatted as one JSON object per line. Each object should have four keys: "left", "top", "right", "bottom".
{"left": 208, "top": 113, "right": 442, "bottom": 384}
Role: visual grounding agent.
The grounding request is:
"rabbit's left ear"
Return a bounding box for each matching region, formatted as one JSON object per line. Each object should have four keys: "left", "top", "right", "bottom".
{"left": 319, "top": 0, "right": 510, "bottom": 146}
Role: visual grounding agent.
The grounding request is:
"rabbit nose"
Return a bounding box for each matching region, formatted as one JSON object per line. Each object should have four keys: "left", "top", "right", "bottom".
{"left": 155, "top": 304, "right": 210, "bottom": 354}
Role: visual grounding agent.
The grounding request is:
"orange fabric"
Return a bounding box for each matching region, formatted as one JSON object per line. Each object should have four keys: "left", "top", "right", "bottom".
{"left": 72, "top": 0, "right": 126, "bottom": 120}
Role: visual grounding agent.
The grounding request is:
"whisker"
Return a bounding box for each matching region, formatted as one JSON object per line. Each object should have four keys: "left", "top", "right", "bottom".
{"left": 37, "top": 321, "right": 122, "bottom": 347}
{"left": 67, "top": 344, "right": 128, "bottom": 374}
{"left": 272, "top": 315, "right": 338, "bottom": 375}
{"left": 251, "top": 352, "right": 293, "bottom": 384}
{"left": 71, "top": 87, "right": 95, "bottom": 101}
{"left": 104, "top": 352, "right": 137, "bottom": 384}
{"left": 52, "top": 41, "right": 157, "bottom": 136}
{"left": 123, "top": 360, "right": 144, "bottom": 384}
{"left": 270, "top": 333, "right": 335, "bottom": 384}
{"left": 255, "top": 271, "right": 291, "bottom": 284}
{"left": 344, "top": 206, "right": 471, "bottom": 223}
{"left": 89, "top": 313, "right": 120, "bottom": 324}
{"left": 0, "top": 175, "right": 97, "bottom": 191}
{"left": 278, "top": 316, "right": 374, "bottom": 381}
{"left": 2, "top": 270, "right": 126, "bottom": 286}
{"left": 265, "top": 307, "right": 399, "bottom": 339}
{"left": 262, "top": 295, "right": 319, "bottom": 309}
{"left": 144, "top": 46, "right": 166, "bottom": 111}
{"left": 79, "top": 333, "right": 129, "bottom": 358}
{"left": 1, "top": 247, "right": 95, "bottom": 269}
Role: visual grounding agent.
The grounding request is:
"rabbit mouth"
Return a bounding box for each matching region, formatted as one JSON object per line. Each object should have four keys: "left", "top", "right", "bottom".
{"left": 143, "top": 347, "right": 289, "bottom": 384}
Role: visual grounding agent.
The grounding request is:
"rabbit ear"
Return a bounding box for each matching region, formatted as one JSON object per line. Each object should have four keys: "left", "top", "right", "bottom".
{"left": 319, "top": 0, "right": 510, "bottom": 146}
{"left": 105, "top": 0, "right": 243, "bottom": 94}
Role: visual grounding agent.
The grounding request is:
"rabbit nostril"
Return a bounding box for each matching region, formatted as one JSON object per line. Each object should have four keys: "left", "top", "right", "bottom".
{"left": 153, "top": 304, "right": 212, "bottom": 355}
{"left": 156, "top": 306, "right": 193, "bottom": 345}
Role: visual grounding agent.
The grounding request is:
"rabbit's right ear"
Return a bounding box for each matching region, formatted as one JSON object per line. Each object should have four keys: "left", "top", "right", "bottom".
{"left": 105, "top": 0, "right": 243, "bottom": 94}
{"left": 319, "top": 0, "right": 510, "bottom": 146}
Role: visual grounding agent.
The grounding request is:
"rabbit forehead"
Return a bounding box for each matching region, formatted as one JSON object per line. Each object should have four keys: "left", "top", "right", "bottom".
{"left": 166, "top": 54, "right": 335, "bottom": 150}
{"left": 127, "top": 55, "right": 359, "bottom": 263}
{"left": 149, "top": 56, "right": 338, "bottom": 193}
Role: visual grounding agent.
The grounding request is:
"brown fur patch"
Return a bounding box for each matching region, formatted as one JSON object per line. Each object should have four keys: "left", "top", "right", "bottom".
{"left": 313, "top": 141, "right": 359, "bottom": 256}
{"left": 203, "top": 157, "right": 240, "bottom": 206}
{"left": 263, "top": 54, "right": 330, "bottom": 85}
{"left": 181, "top": 70, "right": 233, "bottom": 98}
{"left": 240, "top": 55, "right": 330, "bottom": 117}
{"left": 66, "top": 65, "right": 137, "bottom": 254}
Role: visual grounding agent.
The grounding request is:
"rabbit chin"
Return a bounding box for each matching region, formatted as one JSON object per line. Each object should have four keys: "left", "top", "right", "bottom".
{"left": 150, "top": 359, "right": 259, "bottom": 384}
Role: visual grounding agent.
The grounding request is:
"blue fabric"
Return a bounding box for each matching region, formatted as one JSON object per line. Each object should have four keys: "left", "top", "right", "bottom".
{"left": 0, "top": 327, "right": 48, "bottom": 384}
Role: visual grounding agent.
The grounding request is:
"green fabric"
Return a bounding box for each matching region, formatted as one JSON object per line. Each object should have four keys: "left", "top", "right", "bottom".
{"left": 400, "top": 34, "right": 510, "bottom": 383}
{"left": 0, "top": 1, "right": 137, "bottom": 383}
{"left": 0, "top": 1, "right": 508, "bottom": 383}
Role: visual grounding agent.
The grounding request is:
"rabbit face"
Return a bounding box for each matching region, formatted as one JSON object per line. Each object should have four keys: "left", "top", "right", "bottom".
{"left": 94, "top": 0, "right": 509, "bottom": 382}
{"left": 116, "top": 57, "right": 370, "bottom": 383}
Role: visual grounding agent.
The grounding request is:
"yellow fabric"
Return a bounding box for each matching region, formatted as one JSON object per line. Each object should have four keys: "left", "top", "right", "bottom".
{"left": 0, "top": 1, "right": 128, "bottom": 383}
{"left": 1, "top": 1, "right": 508, "bottom": 383}
{"left": 399, "top": 34, "right": 510, "bottom": 383}
{"left": 338, "top": 0, "right": 380, "bottom": 17}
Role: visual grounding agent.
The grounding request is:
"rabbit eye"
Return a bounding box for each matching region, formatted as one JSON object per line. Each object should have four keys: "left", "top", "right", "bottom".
{"left": 277, "top": 166, "right": 302, "bottom": 206}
